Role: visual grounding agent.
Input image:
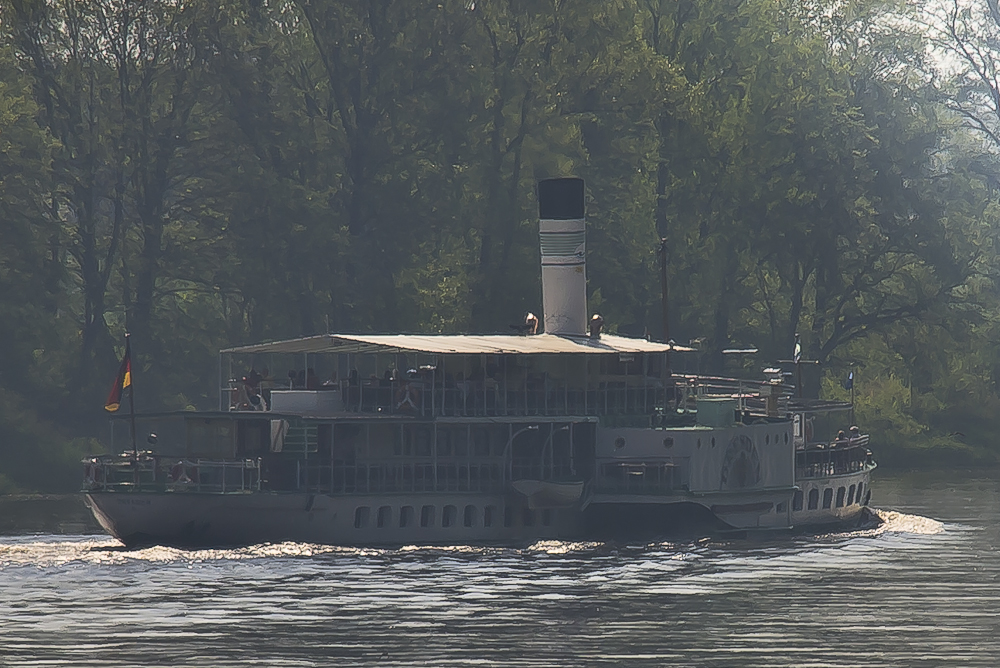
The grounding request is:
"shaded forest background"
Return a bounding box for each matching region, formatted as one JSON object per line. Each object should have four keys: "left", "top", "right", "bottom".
{"left": 3, "top": 0, "right": 1000, "bottom": 491}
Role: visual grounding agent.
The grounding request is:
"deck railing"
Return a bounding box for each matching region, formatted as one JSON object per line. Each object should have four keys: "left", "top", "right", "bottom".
{"left": 304, "top": 459, "right": 506, "bottom": 495}
{"left": 82, "top": 454, "right": 260, "bottom": 494}
{"left": 591, "top": 457, "right": 691, "bottom": 496}
{"left": 795, "top": 436, "right": 874, "bottom": 479}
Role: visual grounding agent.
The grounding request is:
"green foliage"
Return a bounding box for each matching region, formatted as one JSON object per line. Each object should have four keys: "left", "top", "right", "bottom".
{"left": 1, "top": 0, "right": 999, "bottom": 490}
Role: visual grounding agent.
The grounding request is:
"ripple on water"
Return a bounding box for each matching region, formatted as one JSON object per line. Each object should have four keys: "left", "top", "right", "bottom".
{"left": 0, "top": 508, "right": 947, "bottom": 569}
{"left": 0, "top": 492, "right": 997, "bottom": 668}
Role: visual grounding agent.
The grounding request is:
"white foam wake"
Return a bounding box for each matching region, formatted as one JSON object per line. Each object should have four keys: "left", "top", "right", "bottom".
{"left": 872, "top": 508, "right": 945, "bottom": 535}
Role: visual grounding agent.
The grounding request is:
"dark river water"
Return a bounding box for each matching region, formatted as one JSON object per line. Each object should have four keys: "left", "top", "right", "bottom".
{"left": 1, "top": 472, "right": 998, "bottom": 667}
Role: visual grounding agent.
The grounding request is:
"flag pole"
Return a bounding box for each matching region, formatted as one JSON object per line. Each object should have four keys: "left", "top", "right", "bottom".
{"left": 126, "top": 332, "right": 138, "bottom": 460}
{"left": 850, "top": 364, "right": 856, "bottom": 427}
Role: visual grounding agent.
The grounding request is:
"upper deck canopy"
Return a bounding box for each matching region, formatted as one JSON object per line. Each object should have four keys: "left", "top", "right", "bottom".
{"left": 221, "top": 333, "right": 694, "bottom": 356}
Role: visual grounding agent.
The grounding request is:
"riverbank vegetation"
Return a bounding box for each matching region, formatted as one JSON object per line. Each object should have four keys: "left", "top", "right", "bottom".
{"left": 2, "top": 0, "right": 1000, "bottom": 491}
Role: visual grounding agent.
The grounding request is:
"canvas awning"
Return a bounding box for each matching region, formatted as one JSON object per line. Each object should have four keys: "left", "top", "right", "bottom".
{"left": 221, "top": 333, "right": 695, "bottom": 356}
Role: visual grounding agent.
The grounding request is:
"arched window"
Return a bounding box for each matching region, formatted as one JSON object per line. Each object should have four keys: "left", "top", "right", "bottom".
{"left": 376, "top": 506, "right": 392, "bottom": 528}
{"left": 484, "top": 505, "right": 495, "bottom": 528}
{"left": 836, "top": 487, "right": 846, "bottom": 508}
{"left": 792, "top": 490, "right": 804, "bottom": 511}
{"left": 420, "top": 505, "right": 435, "bottom": 527}
{"left": 856, "top": 482, "right": 864, "bottom": 504}
{"left": 354, "top": 506, "right": 370, "bottom": 529}
{"left": 442, "top": 505, "right": 457, "bottom": 527}
{"left": 503, "top": 506, "right": 514, "bottom": 528}
{"left": 822, "top": 488, "right": 833, "bottom": 509}
{"left": 399, "top": 505, "right": 414, "bottom": 528}
{"left": 847, "top": 484, "right": 856, "bottom": 506}
{"left": 808, "top": 488, "right": 819, "bottom": 510}
{"left": 522, "top": 509, "right": 536, "bottom": 527}
{"left": 464, "top": 505, "right": 477, "bottom": 528}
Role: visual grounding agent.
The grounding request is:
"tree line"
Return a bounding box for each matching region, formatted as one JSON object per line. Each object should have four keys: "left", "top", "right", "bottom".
{"left": 2, "top": 0, "right": 1000, "bottom": 491}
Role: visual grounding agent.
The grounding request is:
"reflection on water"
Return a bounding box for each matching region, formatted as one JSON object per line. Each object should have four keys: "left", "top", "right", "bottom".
{"left": 0, "top": 473, "right": 997, "bottom": 667}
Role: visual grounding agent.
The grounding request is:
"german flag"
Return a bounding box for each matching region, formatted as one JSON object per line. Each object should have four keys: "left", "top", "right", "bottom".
{"left": 105, "top": 335, "right": 132, "bottom": 412}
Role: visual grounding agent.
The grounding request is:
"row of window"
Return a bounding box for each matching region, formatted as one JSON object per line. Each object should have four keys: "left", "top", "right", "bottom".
{"left": 354, "top": 504, "right": 553, "bottom": 530}
{"left": 792, "top": 481, "right": 870, "bottom": 512}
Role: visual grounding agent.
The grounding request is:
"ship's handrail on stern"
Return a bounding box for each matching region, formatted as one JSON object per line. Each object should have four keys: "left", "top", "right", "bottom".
{"left": 82, "top": 453, "right": 261, "bottom": 494}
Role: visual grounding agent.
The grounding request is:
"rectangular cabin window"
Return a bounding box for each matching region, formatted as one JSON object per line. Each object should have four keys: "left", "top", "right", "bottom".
{"left": 808, "top": 489, "right": 819, "bottom": 510}
{"left": 399, "top": 506, "right": 414, "bottom": 528}
{"left": 822, "top": 488, "right": 833, "bottom": 510}
{"left": 464, "top": 505, "right": 477, "bottom": 528}
{"left": 236, "top": 420, "right": 270, "bottom": 457}
{"left": 442, "top": 505, "right": 457, "bottom": 528}
{"left": 484, "top": 506, "right": 495, "bottom": 528}
{"left": 847, "top": 484, "right": 856, "bottom": 505}
{"left": 836, "top": 487, "right": 846, "bottom": 508}
{"left": 354, "top": 507, "right": 370, "bottom": 529}
{"left": 187, "top": 418, "right": 235, "bottom": 458}
{"left": 421, "top": 505, "right": 435, "bottom": 528}
{"left": 792, "top": 490, "right": 804, "bottom": 511}
{"left": 377, "top": 506, "right": 392, "bottom": 528}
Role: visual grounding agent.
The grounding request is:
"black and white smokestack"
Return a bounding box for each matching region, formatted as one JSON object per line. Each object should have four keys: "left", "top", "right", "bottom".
{"left": 538, "top": 177, "right": 587, "bottom": 336}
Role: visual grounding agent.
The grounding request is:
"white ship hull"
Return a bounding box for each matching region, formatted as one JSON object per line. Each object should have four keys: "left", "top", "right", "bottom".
{"left": 85, "top": 491, "right": 579, "bottom": 548}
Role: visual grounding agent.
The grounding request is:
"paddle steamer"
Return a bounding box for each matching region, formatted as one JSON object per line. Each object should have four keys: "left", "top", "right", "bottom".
{"left": 82, "top": 179, "right": 876, "bottom": 547}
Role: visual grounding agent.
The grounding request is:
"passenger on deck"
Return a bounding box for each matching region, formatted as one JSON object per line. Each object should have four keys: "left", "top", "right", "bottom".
{"left": 246, "top": 368, "right": 262, "bottom": 390}
{"left": 849, "top": 425, "right": 861, "bottom": 440}
{"left": 306, "top": 368, "right": 320, "bottom": 390}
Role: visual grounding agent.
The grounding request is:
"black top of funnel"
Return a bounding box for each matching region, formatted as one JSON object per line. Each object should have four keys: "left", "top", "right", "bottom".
{"left": 538, "top": 178, "right": 584, "bottom": 220}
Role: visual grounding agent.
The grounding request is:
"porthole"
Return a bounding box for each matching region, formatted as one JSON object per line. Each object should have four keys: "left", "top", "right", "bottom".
{"left": 614, "top": 436, "right": 626, "bottom": 450}
{"left": 664, "top": 437, "right": 675, "bottom": 448}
